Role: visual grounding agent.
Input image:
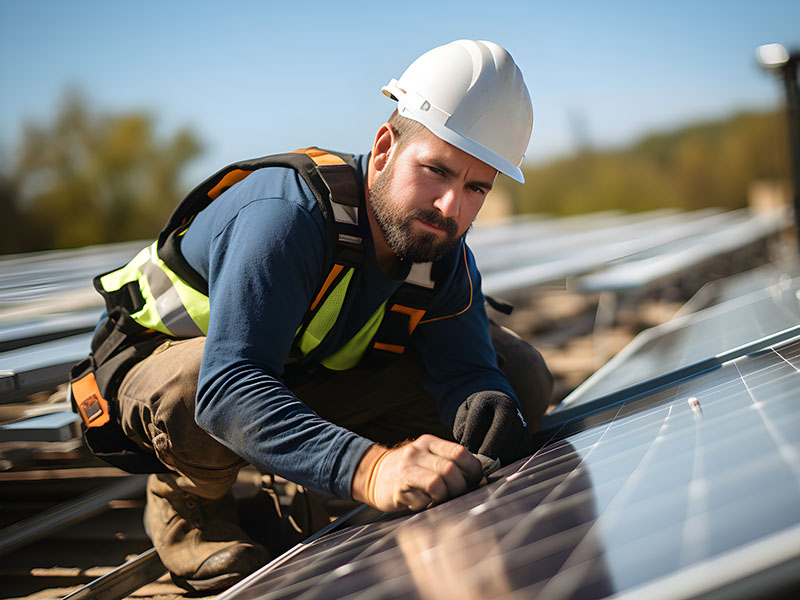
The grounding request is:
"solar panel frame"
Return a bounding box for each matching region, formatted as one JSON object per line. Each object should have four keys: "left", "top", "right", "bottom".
{"left": 553, "top": 274, "right": 800, "bottom": 420}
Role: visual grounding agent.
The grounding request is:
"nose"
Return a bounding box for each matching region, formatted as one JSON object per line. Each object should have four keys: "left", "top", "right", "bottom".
{"left": 433, "top": 186, "right": 461, "bottom": 219}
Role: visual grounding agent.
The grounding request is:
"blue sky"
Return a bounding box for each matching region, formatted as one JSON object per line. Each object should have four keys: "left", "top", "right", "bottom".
{"left": 1, "top": 0, "right": 798, "bottom": 184}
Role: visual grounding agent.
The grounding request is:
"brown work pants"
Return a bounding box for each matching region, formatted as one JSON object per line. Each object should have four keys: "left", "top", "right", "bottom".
{"left": 116, "top": 322, "right": 552, "bottom": 499}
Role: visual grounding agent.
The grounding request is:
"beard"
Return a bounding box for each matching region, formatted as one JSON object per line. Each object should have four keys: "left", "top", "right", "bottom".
{"left": 368, "top": 160, "right": 461, "bottom": 263}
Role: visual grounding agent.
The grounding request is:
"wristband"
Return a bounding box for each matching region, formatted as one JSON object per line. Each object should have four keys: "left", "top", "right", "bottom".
{"left": 365, "top": 449, "right": 391, "bottom": 507}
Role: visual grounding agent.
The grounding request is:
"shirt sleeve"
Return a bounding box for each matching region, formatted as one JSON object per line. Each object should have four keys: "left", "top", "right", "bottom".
{"left": 411, "top": 243, "right": 518, "bottom": 429}
{"left": 191, "top": 173, "right": 372, "bottom": 500}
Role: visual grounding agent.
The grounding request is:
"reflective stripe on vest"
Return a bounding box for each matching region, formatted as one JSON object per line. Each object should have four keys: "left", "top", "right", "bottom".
{"left": 99, "top": 241, "right": 208, "bottom": 338}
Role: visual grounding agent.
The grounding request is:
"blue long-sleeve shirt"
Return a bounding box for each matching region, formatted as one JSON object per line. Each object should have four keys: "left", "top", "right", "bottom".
{"left": 180, "top": 152, "right": 515, "bottom": 499}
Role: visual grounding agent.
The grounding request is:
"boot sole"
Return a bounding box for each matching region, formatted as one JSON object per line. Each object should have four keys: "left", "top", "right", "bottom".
{"left": 171, "top": 570, "right": 249, "bottom": 593}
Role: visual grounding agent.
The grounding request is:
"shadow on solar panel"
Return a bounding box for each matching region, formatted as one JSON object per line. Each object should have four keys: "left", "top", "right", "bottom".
{"left": 220, "top": 332, "right": 800, "bottom": 600}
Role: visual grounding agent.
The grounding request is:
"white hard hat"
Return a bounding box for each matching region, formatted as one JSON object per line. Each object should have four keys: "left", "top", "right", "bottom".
{"left": 382, "top": 39, "right": 533, "bottom": 183}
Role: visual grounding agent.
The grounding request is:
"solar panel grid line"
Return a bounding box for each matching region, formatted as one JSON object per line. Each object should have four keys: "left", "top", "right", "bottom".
{"left": 734, "top": 349, "right": 800, "bottom": 482}
{"left": 267, "top": 528, "right": 395, "bottom": 587}
{"left": 225, "top": 552, "right": 349, "bottom": 599}
{"left": 666, "top": 346, "right": 796, "bottom": 554}
{"left": 303, "top": 536, "right": 413, "bottom": 598}
{"left": 775, "top": 337, "right": 800, "bottom": 369}
{"left": 490, "top": 472, "right": 597, "bottom": 553}
{"left": 496, "top": 511, "right": 603, "bottom": 597}
{"left": 212, "top": 507, "right": 377, "bottom": 599}
{"left": 229, "top": 522, "right": 398, "bottom": 598}
{"left": 256, "top": 521, "right": 421, "bottom": 599}
{"left": 531, "top": 555, "right": 601, "bottom": 600}
{"left": 386, "top": 526, "right": 511, "bottom": 600}
{"left": 604, "top": 437, "right": 789, "bottom": 552}
{"left": 568, "top": 398, "right": 780, "bottom": 592}
{"left": 552, "top": 408, "right": 679, "bottom": 587}
{"left": 389, "top": 499, "right": 581, "bottom": 599}
{"left": 481, "top": 456, "right": 614, "bottom": 599}
{"left": 680, "top": 434, "right": 711, "bottom": 568}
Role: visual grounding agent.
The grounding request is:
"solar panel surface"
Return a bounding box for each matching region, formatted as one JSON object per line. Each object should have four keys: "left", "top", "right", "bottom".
{"left": 556, "top": 275, "right": 800, "bottom": 413}
{"left": 220, "top": 335, "right": 800, "bottom": 600}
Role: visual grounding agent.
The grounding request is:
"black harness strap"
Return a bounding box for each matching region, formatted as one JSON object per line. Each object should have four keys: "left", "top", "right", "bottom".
{"left": 157, "top": 149, "right": 365, "bottom": 296}
{"left": 369, "top": 262, "right": 437, "bottom": 359}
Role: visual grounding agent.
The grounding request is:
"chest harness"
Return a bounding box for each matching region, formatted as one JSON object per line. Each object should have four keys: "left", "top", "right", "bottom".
{"left": 70, "top": 148, "right": 439, "bottom": 472}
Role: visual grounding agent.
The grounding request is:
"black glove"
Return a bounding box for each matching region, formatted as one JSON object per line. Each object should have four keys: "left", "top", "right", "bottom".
{"left": 452, "top": 391, "right": 530, "bottom": 466}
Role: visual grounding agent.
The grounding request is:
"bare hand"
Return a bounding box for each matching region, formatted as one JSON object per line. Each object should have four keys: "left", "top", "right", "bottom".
{"left": 352, "top": 435, "right": 482, "bottom": 512}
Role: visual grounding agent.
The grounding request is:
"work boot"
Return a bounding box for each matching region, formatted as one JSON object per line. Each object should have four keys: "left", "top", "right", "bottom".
{"left": 144, "top": 473, "right": 269, "bottom": 593}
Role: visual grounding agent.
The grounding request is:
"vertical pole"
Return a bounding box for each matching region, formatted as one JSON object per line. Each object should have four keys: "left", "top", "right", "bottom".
{"left": 782, "top": 55, "right": 800, "bottom": 250}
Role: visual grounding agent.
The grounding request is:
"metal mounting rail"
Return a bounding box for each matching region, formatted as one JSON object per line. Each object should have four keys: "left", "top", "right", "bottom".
{"left": 0, "top": 474, "right": 147, "bottom": 556}
{"left": 63, "top": 547, "right": 166, "bottom": 600}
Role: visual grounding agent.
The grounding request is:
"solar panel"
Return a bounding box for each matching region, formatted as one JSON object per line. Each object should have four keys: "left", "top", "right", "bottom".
{"left": 0, "top": 333, "right": 94, "bottom": 402}
{"left": 219, "top": 334, "right": 800, "bottom": 600}
{"left": 477, "top": 210, "right": 741, "bottom": 295}
{"left": 555, "top": 274, "right": 800, "bottom": 416}
{"left": 575, "top": 209, "right": 787, "bottom": 294}
{"left": 0, "top": 241, "right": 142, "bottom": 308}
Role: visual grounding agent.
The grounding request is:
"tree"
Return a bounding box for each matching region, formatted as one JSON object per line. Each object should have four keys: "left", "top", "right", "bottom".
{"left": 1, "top": 89, "right": 203, "bottom": 253}
{"left": 509, "top": 110, "right": 789, "bottom": 217}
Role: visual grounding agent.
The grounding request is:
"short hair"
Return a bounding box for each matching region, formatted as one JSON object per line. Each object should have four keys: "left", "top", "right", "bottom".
{"left": 387, "top": 110, "right": 429, "bottom": 149}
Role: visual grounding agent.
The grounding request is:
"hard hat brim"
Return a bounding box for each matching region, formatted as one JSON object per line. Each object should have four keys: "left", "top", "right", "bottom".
{"left": 395, "top": 103, "right": 526, "bottom": 184}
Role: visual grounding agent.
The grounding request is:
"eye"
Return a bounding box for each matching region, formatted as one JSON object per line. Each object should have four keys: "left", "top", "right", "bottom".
{"left": 468, "top": 184, "right": 487, "bottom": 195}
{"left": 426, "top": 165, "right": 444, "bottom": 176}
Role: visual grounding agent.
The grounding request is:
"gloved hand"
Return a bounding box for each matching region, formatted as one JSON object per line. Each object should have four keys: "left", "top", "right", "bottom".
{"left": 352, "top": 435, "right": 482, "bottom": 512}
{"left": 452, "top": 391, "right": 529, "bottom": 466}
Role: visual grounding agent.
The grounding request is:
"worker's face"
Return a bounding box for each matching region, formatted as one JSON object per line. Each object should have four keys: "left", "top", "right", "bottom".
{"left": 368, "top": 127, "right": 496, "bottom": 263}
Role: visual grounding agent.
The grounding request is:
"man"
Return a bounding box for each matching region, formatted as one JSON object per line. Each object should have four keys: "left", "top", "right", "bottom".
{"left": 70, "top": 39, "right": 553, "bottom": 593}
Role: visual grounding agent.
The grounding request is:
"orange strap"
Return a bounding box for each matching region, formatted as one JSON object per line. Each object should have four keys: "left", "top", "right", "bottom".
{"left": 207, "top": 169, "right": 253, "bottom": 200}
{"left": 293, "top": 147, "right": 347, "bottom": 166}
{"left": 72, "top": 373, "right": 110, "bottom": 428}
{"left": 372, "top": 342, "right": 406, "bottom": 355}
{"left": 389, "top": 304, "right": 426, "bottom": 334}
{"left": 310, "top": 264, "right": 345, "bottom": 311}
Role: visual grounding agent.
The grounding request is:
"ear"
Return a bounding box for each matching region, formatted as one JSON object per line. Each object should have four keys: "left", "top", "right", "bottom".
{"left": 371, "top": 123, "right": 396, "bottom": 175}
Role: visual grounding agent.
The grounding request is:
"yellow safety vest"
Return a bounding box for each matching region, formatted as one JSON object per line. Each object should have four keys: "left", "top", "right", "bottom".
{"left": 95, "top": 148, "right": 436, "bottom": 371}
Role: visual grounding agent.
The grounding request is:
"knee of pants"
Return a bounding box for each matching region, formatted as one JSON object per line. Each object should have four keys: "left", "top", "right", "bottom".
{"left": 118, "top": 337, "right": 245, "bottom": 475}
{"left": 489, "top": 322, "right": 554, "bottom": 423}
